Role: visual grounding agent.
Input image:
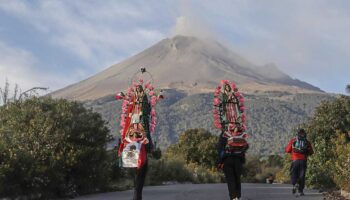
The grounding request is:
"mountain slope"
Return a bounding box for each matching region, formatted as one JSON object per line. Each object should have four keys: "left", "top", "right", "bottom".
{"left": 85, "top": 90, "right": 334, "bottom": 154}
{"left": 52, "top": 35, "right": 322, "bottom": 100}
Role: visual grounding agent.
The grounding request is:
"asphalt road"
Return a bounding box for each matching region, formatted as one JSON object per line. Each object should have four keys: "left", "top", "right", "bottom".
{"left": 75, "top": 183, "right": 324, "bottom": 200}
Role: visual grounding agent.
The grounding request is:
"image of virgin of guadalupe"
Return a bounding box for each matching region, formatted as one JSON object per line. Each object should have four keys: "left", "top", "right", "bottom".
{"left": 221, "top": 83, "right": 242, "bottom": 128}
{"left": 128, "top": 85, "right": 152, "bottom": 150}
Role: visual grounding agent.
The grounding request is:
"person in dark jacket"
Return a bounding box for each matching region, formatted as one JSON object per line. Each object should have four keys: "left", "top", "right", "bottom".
{"left": 285, "top": 128, "right": 313, "bottom": 196}
{"left": 217, "top": 125, "right": 248, "bottom": 200}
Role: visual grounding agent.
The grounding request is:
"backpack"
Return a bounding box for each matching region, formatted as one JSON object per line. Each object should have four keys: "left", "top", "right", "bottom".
{"left": 292, "top": 137, "right": 308, "bottom": 154}
{"left": 224, "top": 135, "right": 249, "bottom": 155}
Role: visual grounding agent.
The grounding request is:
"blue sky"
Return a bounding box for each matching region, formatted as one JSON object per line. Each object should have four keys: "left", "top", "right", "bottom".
{"left": 0, "top": 0, "right": 349, "bottom": 94}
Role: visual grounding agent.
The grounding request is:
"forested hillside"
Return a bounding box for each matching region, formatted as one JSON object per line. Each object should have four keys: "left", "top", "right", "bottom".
{"left": 85, "top": 90, "right": 334, "bottom": 155}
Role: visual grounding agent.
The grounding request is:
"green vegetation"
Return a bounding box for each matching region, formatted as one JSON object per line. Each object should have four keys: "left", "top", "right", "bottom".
{"left": 1, "top": 85, "right": 342, "bottom": 198}
{"left": 304, "top": 96, "right": 350, "bottom": 191}
{"left": 277, "top": 95, "right": 350, "bottom": 192}
{"left": 275, "top": 154, "right": 292, "bottom": 184}
{"left": 147, "top": 129, "right": 285, "bottom": 185}
{"left": 86, "top": 90, "right": 334, "bottom": 155}
{"left": 333, "top": 132, "right": 350, "bottom": 192}
{"left": 153, "top": 129, "right": 222, "bottom": 184}
{"left": 165, "top": 129, "right": 217, "bottom": 168}
{"left": 0, "top": 97, "right": 112, "bottom": 199}
{"left": 243, "top": 155, "right": 284, "bottom": 183}
{"left": 0, "top": 95, "right": 288, "bottom": 199}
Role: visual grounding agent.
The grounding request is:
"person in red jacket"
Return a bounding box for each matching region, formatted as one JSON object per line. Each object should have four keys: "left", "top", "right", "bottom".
{"left": 285, "top": 128, "right": 313, "bottom": 196}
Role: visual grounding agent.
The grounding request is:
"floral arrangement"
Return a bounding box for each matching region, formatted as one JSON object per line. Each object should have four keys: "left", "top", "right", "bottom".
{"left": 213, "top": 80, "right": 246, "bottom": 131}
{"left": 115, "top": 79, "right": 162, "bottom": 139}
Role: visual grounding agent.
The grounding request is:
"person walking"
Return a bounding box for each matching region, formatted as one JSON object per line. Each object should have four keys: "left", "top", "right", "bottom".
{"left": 116, "top": 69, "right": 162, "bottom": 200}
{"left": 213, "top": 80, "right": 248, "bottom": 200}
{"left": 285, "top": 128, "right": 314, "bottom": 196}
{"left": 217, "top": 124, "right": 248, "bottom": 200}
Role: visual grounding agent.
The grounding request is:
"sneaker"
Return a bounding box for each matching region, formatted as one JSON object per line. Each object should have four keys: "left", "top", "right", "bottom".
{"left": 299, "top": 191, "right": 305, "bottom": 196}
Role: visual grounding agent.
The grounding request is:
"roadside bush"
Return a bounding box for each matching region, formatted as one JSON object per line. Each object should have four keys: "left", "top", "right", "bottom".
{"left": 305, "top": 96, "right": 350, "bottom": 189}
{"left": 185, "top": 162, "right": 222, "bottom": 183}
{"left": 278, "top": 96, "right": 350, "bottom": 190}
{"left": 275, "top": 154, "right": 292, "bottom": 184}
{"left": 158, "top": 129, "right": 222, "bottom": 184}
{"left": 0, "top": 97, "right": 111, "bottom": 198}
{"left": 242, "top": 155, "right": 284, "bottom": 183}
{"left": 147, "top": 158, "right": 193, "bottom": 185}
{"left": 165, "top": 129, "right": 218, "bottom": 168}
{"left": 333, "top": 132, "right": 350, "bottom": 192}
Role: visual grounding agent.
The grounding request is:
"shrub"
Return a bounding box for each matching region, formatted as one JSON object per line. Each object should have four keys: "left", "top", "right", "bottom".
{"left": 305, "top": 96, "right": 350, "bottom": 189}
{"left": 333, "top": 132, "right": 350, "bottom": 192}
{"left": 165, "top": 128, "right": 218, "bottom": 168}
{"left": 0, "top": 97, "right": 111, "bottom": 198}
{"left": 147, "top": 158, "right": 193, "bottom": 185}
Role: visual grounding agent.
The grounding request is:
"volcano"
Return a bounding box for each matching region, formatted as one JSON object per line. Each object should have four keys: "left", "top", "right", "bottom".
{"left": 52, "top": 35, "right": 322, "bottom": 100}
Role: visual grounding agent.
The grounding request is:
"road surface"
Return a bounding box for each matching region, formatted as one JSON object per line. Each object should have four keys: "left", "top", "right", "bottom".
{"left": 75, "top": 183, "right": 324, "bottom": 200}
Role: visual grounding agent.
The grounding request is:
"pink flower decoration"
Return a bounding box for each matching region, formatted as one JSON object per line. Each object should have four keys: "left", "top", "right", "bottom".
{"left": 240, "top": 106, "right": 245, "bottom": 112}
{"left": 231, "top": 83, "right": 236, "bottom": 89}
{"left": 145, "top": 82, "right": 151, "bottom": 89}
{"left": 149, "top": 91, "right": 155, "bottom": 96}
{"left": 139, "top": 79, "right": 144, "bottom": 84}
{"left": 151, "top": 109, "right": 156, "bottom": 116}
{"left": 214, "top": 121, "right": 222, "bottom": 129}
{"left": 150, "top": 124, "right": 156, "bottom": 133}
{"left": 213, "top": 98, "right": 220, "bottom": 106}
